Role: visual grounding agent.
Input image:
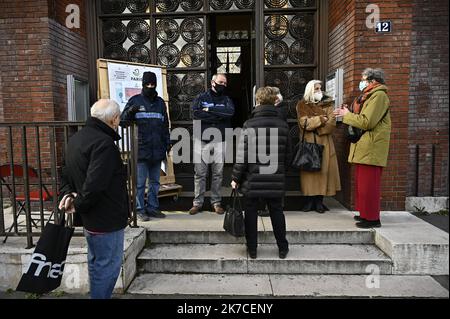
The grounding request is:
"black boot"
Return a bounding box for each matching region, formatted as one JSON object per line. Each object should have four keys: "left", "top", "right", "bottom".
{"left": 356, "top": 219, "right": 381, "bottom": 228}
{"left": 315, "top": 196, "right": 326, "bottom": 214}
{"left": 301, "top": 197, "right": 315, "bottom": 212}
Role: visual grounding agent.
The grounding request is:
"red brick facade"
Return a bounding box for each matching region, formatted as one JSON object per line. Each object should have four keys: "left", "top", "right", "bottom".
{"left": 0, "top": 0, "right": 448, "bottom": 210}
{"left": 0, "top": 0, "right": 88, "bottom": 170}
{"left": 408, "top": 0, "right": 449, "bottom": 198}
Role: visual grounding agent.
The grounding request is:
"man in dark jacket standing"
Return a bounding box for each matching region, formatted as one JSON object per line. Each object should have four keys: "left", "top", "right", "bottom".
{"left": 59, "top": 99, "right": 129, "bottom": 299}
{"left": 121, "top": 71, "right": 170, "bottom": 221}
{"left": 189, "top": 74, "right": 235, "bottom": 215}
{"left": 231, "top": 87, "right": 290, "bottom": 260}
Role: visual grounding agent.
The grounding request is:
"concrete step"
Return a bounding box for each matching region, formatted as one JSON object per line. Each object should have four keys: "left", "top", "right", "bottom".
{"left": 147, "top": 230, "right": 374, "bottom": 245}
{"left": 144, "top": 211, "right": 375, "bottom": 244}
{"left": 127, "top": 273, "right": 449, "bottom": 298}
{"left": 138, "top": 244, "right": 392, "bottom": 275}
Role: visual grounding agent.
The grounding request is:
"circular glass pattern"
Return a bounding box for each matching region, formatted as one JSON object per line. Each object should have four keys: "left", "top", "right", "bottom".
{"left": 157, "top": 44, "right": 181, "bottom": 68}
{"left": 181, "top": 43, "right": 204, "bottom": 67}
{"left": 265, "top": 40, "right": 289, "bottom": 65}
{"left": 128, "top": 44, "right": 151, "bottom": 64}
{"left": 156, "top": 0, "right": 180, "bottom": 12}
{"left": 103, "top": 19, "right": 127, "bottom": 44}
{"left": 210, "top": 0, "right": 233, "bottom": 10}
{"left": 126, "top": 19, "right": 151, "bottom": 44}
{"left": 264, "top": 15, "right": 289, "bottom": 40}
{"left": 156, "top": 19, "right": 180, "bottom": 44}
{"left": 180, "top": 18, "right": 204, "bottom": 43}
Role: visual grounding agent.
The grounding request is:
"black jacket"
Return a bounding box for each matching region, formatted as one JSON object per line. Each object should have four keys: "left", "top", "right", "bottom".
{"left": 60, "top": 117, "right": 129, "bottom": 232}
{"left": 232, "top": 105, "right": 291, "bottom": 198}
{"left": 192, "top": 89, "right": 235, "bottom": 142}
{"left": 121, "top": 93, "right": 170, "bottom": 163}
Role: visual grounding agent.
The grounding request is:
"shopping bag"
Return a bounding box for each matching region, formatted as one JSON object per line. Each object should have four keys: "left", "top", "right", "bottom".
{"left": 223, "top": 189, "right": 245, "bottom": 237}
{"left": 16, "top": 210, "right": 74, "bottom": 294}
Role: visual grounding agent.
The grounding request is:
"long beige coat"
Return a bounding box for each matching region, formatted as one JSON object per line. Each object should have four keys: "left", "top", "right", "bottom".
{"left": 296, "top": 98, "right": 341, "bottom": 196}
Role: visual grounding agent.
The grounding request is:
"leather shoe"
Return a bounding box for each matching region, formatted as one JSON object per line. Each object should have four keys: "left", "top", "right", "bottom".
{"left": 356, "top": 220, "right": 381, "bottom": 229}
{"left": 301, "top": 200, "right": 314, "bottom": 212}
{"left": 279, "top": 248, "right": 289, "bottom": 259}
{"left": 189, "top": 206, "right": 201, "bottom": 215}
{"left": 354, "top": 215, "right": 365, "bottom": 222}
{"left": 213, "top": 205, "right": 224, "bottom": 215}
{"left": 248, "top": 249, "right": 257, "bottom": 259}
{"left": 315, "top": 203, "right": 326, "bottom": 214}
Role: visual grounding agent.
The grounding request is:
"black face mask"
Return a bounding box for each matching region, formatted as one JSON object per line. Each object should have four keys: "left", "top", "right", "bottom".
{"left": 143, "top": 87, "right": 157, "bottom": 99}
{"left": 213, "top": 82, "right": 226, "bottom": 95}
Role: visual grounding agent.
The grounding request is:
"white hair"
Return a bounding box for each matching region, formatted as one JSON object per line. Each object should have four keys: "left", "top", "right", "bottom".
{"left": 303, "top": 80, "right": 322, "bottom": 103}
{"left": 90, "top": 99, "right": 121, "bottom": 123}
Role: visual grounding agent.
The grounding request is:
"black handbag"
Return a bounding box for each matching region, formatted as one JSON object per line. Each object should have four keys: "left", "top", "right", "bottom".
{"left": 16, "top": 210, "right": 74, "bottom": 294}
{"left": 223, "top": 189, "right": 245, "bottom": 237}
{"left": 291, "top": 119, "right": 324, "bottom": 172}
{"left": 346, "top": 125, "right": 365, "bottom": 143}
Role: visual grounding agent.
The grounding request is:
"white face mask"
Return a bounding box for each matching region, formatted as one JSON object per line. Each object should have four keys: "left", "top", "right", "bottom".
{"left": 275, "top": 94, "right": 283, "bottom": 106}
{"left": 314, "top": 92, "right": 323, "bottom": 102}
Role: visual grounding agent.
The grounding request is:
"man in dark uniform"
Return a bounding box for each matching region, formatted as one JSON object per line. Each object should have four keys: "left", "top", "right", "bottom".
{"left": 121, "top": 71, "right": 171, "bottom": 221}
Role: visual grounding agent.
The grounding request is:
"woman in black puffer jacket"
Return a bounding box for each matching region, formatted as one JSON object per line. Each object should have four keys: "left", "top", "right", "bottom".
{"left": 231, "top": 87, "right": 291, "bottom": 260}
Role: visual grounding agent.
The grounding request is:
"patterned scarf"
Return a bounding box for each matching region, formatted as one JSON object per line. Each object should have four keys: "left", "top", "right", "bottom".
{"left": 351, "top": 82, "right": 381, "bottom": 114}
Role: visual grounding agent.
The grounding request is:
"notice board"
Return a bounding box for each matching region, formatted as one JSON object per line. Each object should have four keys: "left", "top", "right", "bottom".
{"left": 96, "top": 58, "right": 175, "bottom": 185}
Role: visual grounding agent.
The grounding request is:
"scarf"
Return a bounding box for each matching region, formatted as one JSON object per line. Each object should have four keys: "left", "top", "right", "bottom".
{"left": 351, "top": 82, "right": 381, "bottom": 114}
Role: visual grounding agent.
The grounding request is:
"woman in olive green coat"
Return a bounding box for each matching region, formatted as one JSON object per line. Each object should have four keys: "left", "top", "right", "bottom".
{"left": 334, "top": 68, "right": 391, "bottom": 228}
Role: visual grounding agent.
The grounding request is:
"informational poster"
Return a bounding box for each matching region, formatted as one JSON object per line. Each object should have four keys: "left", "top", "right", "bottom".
{"left": 107, "top": 62, "right": 163, "bottom": 111}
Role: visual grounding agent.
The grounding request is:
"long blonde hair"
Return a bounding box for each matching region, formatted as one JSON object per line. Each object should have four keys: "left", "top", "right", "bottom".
{"left": 303, "top": 80, "right": 322, "bottom": 104}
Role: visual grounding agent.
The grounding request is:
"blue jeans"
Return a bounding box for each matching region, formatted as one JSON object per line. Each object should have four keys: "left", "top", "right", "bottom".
{"left": 137, "top": 160, "right": 161, "bottom": 212}
{"left": 85, "top": 228, "right": 124, "bottom": 299}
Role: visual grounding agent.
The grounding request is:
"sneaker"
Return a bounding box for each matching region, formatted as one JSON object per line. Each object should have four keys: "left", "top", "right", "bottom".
{"left": 213, "top": 204, "right": 224, "bottom": 215}
{"left": 137, "top": 211, "right": 150, "bottom": 222}
{"left": 189, "top": 206, "right": 201, "bottom": 215}
{"left": 147, "top": 210, "right": 166, "bottom": 218}
{"left": 279, "top": 248, "right": 289, "bottom": 259}
{"left": 356, "top": 219, "right": 381, "bottom": 229}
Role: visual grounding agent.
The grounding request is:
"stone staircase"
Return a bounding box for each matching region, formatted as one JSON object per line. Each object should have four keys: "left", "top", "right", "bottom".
{"left": 126, "top": 210, "right": 449, "bottom": 298}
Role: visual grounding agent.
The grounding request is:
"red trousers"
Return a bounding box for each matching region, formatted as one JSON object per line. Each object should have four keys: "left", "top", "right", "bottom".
{"left": 355, "top": 164, "right": 383, "bottom": 221}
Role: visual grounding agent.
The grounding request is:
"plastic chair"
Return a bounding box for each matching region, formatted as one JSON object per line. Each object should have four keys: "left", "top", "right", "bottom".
{"left": 0, "top": 164, "right": 54, "bottom": 242}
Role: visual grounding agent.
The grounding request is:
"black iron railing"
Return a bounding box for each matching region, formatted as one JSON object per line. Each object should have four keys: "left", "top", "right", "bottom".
{"left": 0, "top": 122, "right": 138, "bottom": 248}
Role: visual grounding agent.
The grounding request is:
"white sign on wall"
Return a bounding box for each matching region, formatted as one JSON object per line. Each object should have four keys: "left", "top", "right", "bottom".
{"left": 326, "top": 68, "right": 344, "bottom": 122}
{"left": 107, "top": 62, "right": 163, "bottom": 112}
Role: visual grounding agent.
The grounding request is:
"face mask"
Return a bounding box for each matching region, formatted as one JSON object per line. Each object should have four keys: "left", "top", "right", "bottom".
{"left": 143, "top": 87, "right": 157, "bottom": 99}
{"left": 359, "top": 81, "right": 368, "bottom": 92}
{"left": 275, "top": 94, "right": 283, "bottom": 106}
{"left": 314, "top": 92, "right": 323, "bottom": 102}
{"left": 213, "top": 82, "right": 226, "bottom": 95}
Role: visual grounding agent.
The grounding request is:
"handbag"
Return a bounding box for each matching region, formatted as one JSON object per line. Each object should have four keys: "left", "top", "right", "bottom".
{"left": 223, "top": 189, "right": 245, "bottom": 237}
{"left": 346, "top": 125, "right": 365, "bottom": 143}
{"left": 16, "top": 209, "right": 74, "bottom": 294}
{"left": 291, "top": 119, "right": 324, "bottom": 172}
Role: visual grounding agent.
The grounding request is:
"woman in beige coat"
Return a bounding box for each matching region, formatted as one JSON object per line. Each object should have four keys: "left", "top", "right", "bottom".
{"left": 296, "top": 80, "right": 341, "bottom": 213}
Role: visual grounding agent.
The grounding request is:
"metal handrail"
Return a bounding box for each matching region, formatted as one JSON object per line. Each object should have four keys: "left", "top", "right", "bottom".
{"left": 0, "top": 122, "right": 138, "bottom": 248}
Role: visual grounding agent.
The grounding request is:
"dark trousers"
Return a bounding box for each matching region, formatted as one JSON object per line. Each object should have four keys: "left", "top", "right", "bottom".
{"left": 244, "top": 197, "right": 289, "bottom": 251}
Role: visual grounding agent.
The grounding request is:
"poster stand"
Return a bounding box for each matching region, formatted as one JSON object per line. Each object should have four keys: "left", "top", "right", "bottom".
{"left": 96, "top": 58, "right": 182, "bottom": 200}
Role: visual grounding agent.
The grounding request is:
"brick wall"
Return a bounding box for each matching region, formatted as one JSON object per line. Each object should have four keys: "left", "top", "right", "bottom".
{"left": 328, "top": 0, "right": 357, "bottom": 209}
{"left": 0, "top": 0, "right": 88, "bottom": 172}
{"left": 408, "top": 0, "right": 449, "bottom": 197}
{"left": 328, "top": 0, "right": 414, "bottom": 210}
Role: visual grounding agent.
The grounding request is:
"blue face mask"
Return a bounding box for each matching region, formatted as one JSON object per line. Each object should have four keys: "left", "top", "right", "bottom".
{"left": 359, "top": 81, "right": 368, "bottom": 92}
